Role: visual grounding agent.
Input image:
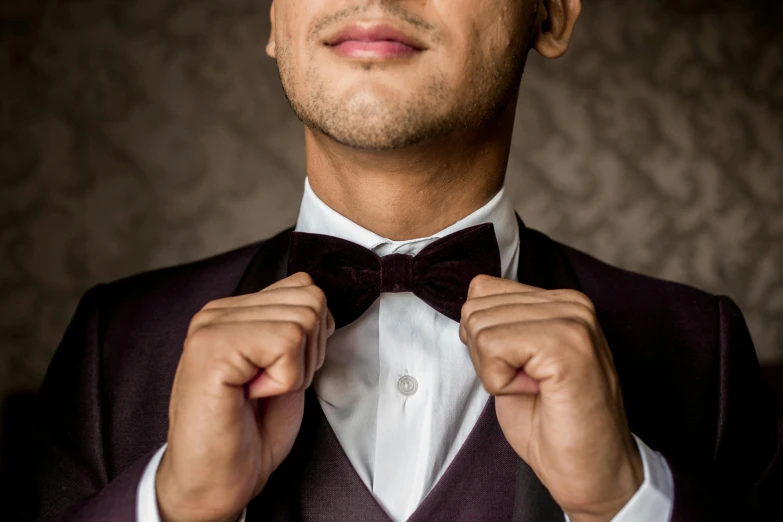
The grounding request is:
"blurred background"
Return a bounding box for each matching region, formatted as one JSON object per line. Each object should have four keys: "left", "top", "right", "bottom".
{"left": 0, "top": 0, "right": 781, "bottom": 479}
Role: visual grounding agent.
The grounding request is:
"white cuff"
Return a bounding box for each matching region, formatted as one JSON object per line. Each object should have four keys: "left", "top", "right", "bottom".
{"left": 136, "top": 443, "right": 248, "bottom": 522}
{"left": 563, "top": 434, "right": 674, "bottom": 522}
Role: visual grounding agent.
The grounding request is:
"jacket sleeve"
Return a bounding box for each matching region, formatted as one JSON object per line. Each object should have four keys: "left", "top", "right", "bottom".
{"left": 24, "top": 284, "right": 154, "bottom": 522}
{"left": 669, "top": 295, "right": 783, "bottom": 521}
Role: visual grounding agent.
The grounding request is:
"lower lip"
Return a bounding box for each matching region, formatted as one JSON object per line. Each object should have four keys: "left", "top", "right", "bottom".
{"left": 330, "top": 40, "right": 421, "bottom": 59}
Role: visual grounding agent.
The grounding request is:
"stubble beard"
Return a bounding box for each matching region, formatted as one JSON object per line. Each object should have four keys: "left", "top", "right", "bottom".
{"left": 274, "top": 39, "right": 529, "bottom": 151}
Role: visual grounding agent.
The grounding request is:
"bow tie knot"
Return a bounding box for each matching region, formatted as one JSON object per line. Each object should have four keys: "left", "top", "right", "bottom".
{"left": 380, "top": 253, "right": 414, "bottom": 293}
{"left": 287, "top": 223, "right": 502, "bottom": 329}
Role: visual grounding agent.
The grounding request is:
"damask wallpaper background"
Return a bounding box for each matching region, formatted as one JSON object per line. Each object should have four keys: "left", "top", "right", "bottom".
{"left": 0, "top": 0, "right": 781, "bottom": 444}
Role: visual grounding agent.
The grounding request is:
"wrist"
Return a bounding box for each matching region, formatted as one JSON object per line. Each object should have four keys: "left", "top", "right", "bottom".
{"left": 156, "top": 451, "right": 243, "bottom": 522}
{"left": 565, "top": 443, "right": 644, "bottom": 522}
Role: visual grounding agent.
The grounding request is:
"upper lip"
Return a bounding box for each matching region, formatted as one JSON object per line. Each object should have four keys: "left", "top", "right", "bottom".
{"left": 324, "top": 23, "right": 427, "bottom": 50}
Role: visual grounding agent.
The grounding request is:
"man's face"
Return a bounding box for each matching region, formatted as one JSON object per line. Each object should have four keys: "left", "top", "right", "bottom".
{"left": 269, "top": 0, "right": 539, "bottom": 150}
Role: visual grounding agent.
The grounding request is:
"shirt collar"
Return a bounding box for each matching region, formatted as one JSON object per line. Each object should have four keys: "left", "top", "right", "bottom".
{"left": 294, "top": 176, "right": 520, "bottom": 280}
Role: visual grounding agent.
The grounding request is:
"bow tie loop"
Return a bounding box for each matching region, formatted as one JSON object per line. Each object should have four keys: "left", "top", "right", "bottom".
{"left": 287, "top": 223, "right": 502, "bottom": 328}
{"left": 380, "top": 253, "right": 414, "bottom": 293}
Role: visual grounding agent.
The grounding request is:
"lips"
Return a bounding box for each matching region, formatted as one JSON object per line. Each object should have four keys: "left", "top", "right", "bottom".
{"left": 325, "top": 24, "right": 426, "bottom": 60}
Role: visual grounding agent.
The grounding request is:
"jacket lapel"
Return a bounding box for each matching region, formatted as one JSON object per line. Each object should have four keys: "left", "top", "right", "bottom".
{"left": 509, "top": 213, "right": 585, "bottom": 522}
{"left": 234, "top": 225, "right": 294, "bottom": 297}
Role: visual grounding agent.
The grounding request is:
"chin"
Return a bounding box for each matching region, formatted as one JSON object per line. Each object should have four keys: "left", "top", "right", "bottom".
{"left": 327, "top": 68, "right": 417, "bottom": 97}
{"left": 291, "top": 63, "right": 456, "bottom": 149}
{"left": 319, "top": 116, "right": 417, "bottom": 151}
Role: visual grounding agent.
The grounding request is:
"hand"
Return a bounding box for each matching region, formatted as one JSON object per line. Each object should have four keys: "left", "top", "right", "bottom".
{"left": 459, "top": 275, "right": 643, "bottom": 522}
{"left": 156, "top": 272, "right": 335, "bottom": 522}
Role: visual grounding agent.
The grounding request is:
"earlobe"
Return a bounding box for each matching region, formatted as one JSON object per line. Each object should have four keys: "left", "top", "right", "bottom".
{"left": 266, "top": 0, "right": 277, "bottom": 59}
{"left": 533, "top": 0, "right": 581, "bottom": 59}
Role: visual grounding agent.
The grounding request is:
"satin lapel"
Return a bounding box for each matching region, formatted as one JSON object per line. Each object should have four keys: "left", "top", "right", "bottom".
{"left": 513, "top": 213, "right": 582, "bottom": 292}
{"left": 510, "top": 213, "right": 582, "bottom": 522}
{"left": 234, "top": 225, "right": 295, "bottom": 297}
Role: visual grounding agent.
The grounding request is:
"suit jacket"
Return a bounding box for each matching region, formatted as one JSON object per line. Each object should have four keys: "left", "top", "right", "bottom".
{"left": 18, "top": 215, "right": 783, "bottom": 521}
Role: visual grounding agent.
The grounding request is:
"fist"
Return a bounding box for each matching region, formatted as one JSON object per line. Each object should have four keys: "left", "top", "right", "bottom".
{"left": 156, "top": 272, "right": 334, "bottom": 522}
{"left": 459, "top": 275, "right": 643, "bottom": 522}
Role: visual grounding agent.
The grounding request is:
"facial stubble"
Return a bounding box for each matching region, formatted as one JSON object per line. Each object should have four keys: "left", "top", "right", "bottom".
{"left": 274, "top": 29, "right": 529, "bottom": 151}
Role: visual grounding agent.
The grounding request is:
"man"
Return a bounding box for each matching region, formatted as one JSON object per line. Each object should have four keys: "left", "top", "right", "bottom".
{"left": 24, "top": 0, "right": 782, "bottom": 521}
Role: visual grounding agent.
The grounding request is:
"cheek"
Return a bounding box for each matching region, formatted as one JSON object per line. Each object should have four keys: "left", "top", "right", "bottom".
{"left": 440, "top": 1, "right": 517, "bottom": 84}
{"left": 275, "top": 29, "right": 313, "bottom": 93}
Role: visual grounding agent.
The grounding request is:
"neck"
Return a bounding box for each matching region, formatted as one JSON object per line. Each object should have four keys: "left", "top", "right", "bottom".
{"left": 303, "top": 100, "right": 517, "bottom": 241}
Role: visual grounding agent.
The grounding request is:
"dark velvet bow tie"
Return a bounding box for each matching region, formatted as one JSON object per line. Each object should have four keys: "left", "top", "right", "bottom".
{"left": 286, "top": 223, "right": 502, "bottom": 329}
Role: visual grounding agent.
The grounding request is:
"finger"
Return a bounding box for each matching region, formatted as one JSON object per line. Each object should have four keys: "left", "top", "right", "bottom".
{"left": 460, "top": 301, "right": 597, "bottom": 348}
{"left": 184, "top": 321, "right": 308, "bottom": 398}
{"left": 541, "top": 289, "right": 596, "bottom": 314}
{"left": 470, "top": 318, "right": 599, "bottom": 396}
{"left": 459, "top": 294, "right": 552, "bottom": 343}
{"left": 188, "top": 303, "right": 320, "bottom": 337}
{"left": 326, "top": 308, "right": 336, "bottom": 337}
{"left": 462, "top": 330, "right": 541, "bottom": 394}
{"left": 467, "top": 274, "right": 542, "bottom": 299}
{"left": 317, "top": 308, "right": 335, "bottom": 371}
{"left": 467, "top": 277, "right": 596, "bottom": 313}
{"left": 265, "top": 271, "right": 316, "bottom": 290}
{"left": 201, "top": 286, "right": 317, "bottom": 311}
{"left": 314, "top": 308, "right": 335, "bottom": 372}
{"left": 186, "top": 304, "right": 323, "bottom": 391}
{"left": 301, "top": 313, "right": 320, "bottom": 391}
{"left": 200, "top": 273, "right": 318, "bottom": 311}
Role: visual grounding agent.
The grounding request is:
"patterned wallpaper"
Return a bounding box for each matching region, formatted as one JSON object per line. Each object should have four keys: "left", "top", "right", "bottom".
{"left": 0, "top": 0, "right": 781, "bottom": 420}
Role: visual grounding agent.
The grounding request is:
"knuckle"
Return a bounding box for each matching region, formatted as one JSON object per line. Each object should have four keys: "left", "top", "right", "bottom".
{"left": 276, "top": 366, "right": 302, "bottom": 391}
{"left": 474, "top": 324, "right": 499, "bottom": 352}
{"left": 481, "top": 379, "right": 499, "bottom": 395}
{"left": 186, "top": 314, "right": 206, "bottom": 337}
{"left": 564, "top": 290, "right": 596, "bottom": 314}
{"left": 183, "top": 324, "right": 213, "bottom": 352}
{"left": 200, "top": 298, "right": 224, "bottom": 311}
{"left": 545, "top": 355, "right": 572, "bottom": 384}
{"left": 469, "top": 274, "right": 491, "bottom": 295}
{"left": 560, "top": 317, "right": 593, "bottom": 346}
{"left": 564, "top": 302, "right": 596, "bottom": 327}
{"left": 305, "top": 285, "right": 328, "bottom": 310}
{"left": 289, "top": 272, "right": 313, "bottom": 284}
{"left": 460, "top": 299, "right": 476, "bottom": 321}
{"left": 479, "top": 368, "right": 505, "bottom": 394}
{"left": 298, "top": 306, "right": 320, "bottom": 332}
{"left": 291, "top": 271, "right": 315, "bottom": 285}
{"left": 283, "top": 352, "right": 306, "bottom": 389}
{"left": 278, "top": 321, "right": 306, "bottom": 348}
{"left": 464, "top": 307, "right": 485, "bottom": 334}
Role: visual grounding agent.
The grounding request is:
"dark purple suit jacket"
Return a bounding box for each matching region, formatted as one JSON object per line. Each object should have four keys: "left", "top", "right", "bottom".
{"left": 21, "top": 215, "right": 783, "bottom": 521}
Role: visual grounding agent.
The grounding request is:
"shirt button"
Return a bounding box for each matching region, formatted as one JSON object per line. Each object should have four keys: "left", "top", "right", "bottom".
{"left": 397, "top": 375, "right": 418, "bottom": 396}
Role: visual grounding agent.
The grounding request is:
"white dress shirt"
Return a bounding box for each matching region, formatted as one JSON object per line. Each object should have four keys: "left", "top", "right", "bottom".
{"left": 137, "top": 177, "right": 674, "bottom": 521}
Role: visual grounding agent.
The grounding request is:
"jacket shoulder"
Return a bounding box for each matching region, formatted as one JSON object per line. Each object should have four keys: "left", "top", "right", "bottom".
{"left": 556, "top": 239, "right": 722, "bottom": 317}
{"left": 551, "top": 236, "right": 730, "bottom": 453}
{"left": 100, "top": 239, "right": 264, "bottom": 313}
{"left": 555, "top": 236, "right": 725, "bottom": 366}
{"left": 91, "top": 237, "right": 278, "bottom": 362}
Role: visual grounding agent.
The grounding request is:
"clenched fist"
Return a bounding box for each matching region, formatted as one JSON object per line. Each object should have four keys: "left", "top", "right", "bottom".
{"left": 459, "top": 275, "right": 643, "bottom": 522}
{"left": 156, "top": 272, "right": 334, "bottom": 522}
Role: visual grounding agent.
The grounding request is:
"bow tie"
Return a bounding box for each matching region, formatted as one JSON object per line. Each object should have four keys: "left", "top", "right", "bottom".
{"left": 286, "top": 223, "right": 502, "bottom": 329}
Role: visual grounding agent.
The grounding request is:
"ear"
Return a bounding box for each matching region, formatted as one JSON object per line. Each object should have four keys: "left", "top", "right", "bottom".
{"left": 533, "top": 0, "right": 581, "bottom": 59}
{"left": 266, "top": 0, "right": 277, "bottom": 59}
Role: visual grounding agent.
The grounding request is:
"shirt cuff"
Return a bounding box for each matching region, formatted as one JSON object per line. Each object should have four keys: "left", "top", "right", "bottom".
{"left": 136, "top": 443, "right": 248, "bottom": 522}
{"left": 609, "top": 434, "right": 674, "bottom": 522}
{"left": 563, "top": 433, "right": 674, "bottom": 522}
